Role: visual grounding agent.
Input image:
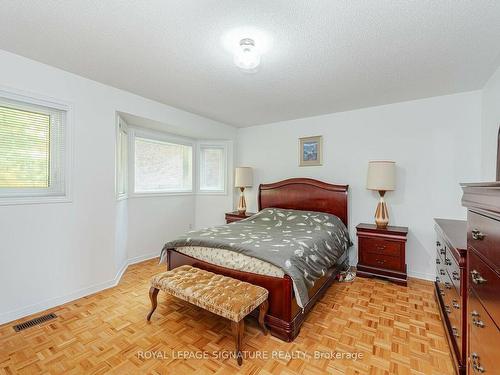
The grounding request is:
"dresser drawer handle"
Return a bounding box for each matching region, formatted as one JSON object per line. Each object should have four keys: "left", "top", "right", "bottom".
{"left": 452, "top": 271, "right": 460, "bottom": 280}
{"left": 445, "top": 259, "right": 452, "bottom": 266}
{"left": 440, "top": 290, "right": 445, "bottom": 297}
{"left": 440, "top": 269, "right": 445, "bottom": 276}
{"left": 471, "top": 310, "right": 480, "bottom": 317}
{"left": 451, "top": 327, "right": 459, "bottom": 338}
{"left": 440, "top": 248, "right": 445, "bottom": 255}
{"left": 445, "top": 305, "right": 451, "bottom": 314}
{"left": 444, "top": 282, "right": 452, "bottom": 289}
{"left": 471, "top": 270, "right": 487, "bottom": 285}
{"left": 436, "top": 276, "right": 440, "bottom": 282}
{"left": 436, "top": 241, "right": 441, "bottom": 247}
{"left": 472, "top": 229, "right": 486, "bottom": 241}
{"left": 376, "top": 245, "right": 386, "bottom": 251}
{"left": 436, "top": 258, "right": 441, "bottom": 264}
{"left": 473, "top": 317, "right": 485, "bottom": 328}
{"left": 376, "top": 259, "right": 386, "bottom": 265}
{"left": 471, "top": 353, "right": 486, "bottom": 373}
{"left": 452, "top": 300, "right": 460, "bottom": 309}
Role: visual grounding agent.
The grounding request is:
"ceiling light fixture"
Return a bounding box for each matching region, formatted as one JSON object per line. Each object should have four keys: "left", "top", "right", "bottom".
{"left": 234, "top": 38, "right": 260, "bottom": 72}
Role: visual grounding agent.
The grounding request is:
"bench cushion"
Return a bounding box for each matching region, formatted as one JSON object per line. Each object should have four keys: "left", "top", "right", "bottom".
{"left": 151, "top": 265, "right": 269, "bottom": 322}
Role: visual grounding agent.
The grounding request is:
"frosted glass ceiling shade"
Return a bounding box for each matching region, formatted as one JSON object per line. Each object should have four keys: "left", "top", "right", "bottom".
{"left": 366, "top": 161, "right": 396, "bottom": 191}
{"left": 234, "top": 167, "right": 253, "bottom": 188}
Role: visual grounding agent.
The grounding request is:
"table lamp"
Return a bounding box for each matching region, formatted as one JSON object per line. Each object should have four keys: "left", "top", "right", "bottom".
{"left": 235, "top": 167, "right": 253, "bottom": 214}
{"left": 366, "top": 161, "right": 396, "bottom": 229}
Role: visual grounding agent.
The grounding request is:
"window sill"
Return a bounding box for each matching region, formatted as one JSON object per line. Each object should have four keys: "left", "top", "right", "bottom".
{"left": 116, "top": 194, "right": 128, "bottom": 201}
{"left": 130, "top": 191, "right": 194, "bottom": 198}
{"left": 0, "top": 195, "right": 72, "bottom": 206}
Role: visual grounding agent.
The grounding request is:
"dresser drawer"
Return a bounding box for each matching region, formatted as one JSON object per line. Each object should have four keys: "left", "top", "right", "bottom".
{"left": 444, "top": 284, "right": 463, "bottom": 355}
{"left": 468, "top": 289, "right": 499, "bottom": 375}
{"left": 468, "top": 211, "right": 500, "bottom": 271}
{"left": 445, "top": 256, "right": 461, "bottom": 294}
{"left": 436, "top": 238, "right": 447, "bottom": 262}
{"left": 361, "top": 252, "right": 403, "bottom": 272}
{"left": 469, "top": 249, "right": 500, "bottom": 325}
{"left": 359, "top": 237, "right": 402, "bottom": 257}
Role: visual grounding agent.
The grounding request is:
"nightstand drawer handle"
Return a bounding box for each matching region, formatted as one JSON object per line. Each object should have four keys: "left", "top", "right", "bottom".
{"left": 473, "top": 317, "right": 485, "bottom": 328}
{"left": 376, "top": 245, "right": 386, "bottom": 251}
{"left": 472, "top": 229, "right": 485, "bottom": 241}
{"left": 376, "top": 259, "right": 386, "bottom": 265}
{"left": 471, "top": 270, "right": 487, "bottom": 285}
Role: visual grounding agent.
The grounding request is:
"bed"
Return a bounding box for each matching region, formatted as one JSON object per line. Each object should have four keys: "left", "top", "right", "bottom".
{"left": 162, "top": 178, "right": 350, "bottom": 341}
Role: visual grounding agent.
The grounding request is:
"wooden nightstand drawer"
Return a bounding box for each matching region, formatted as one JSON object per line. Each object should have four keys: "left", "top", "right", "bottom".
{"left": 225, "top": 211, "right": 255, "bottom": 224}
{"left": 360, "top": 252, "right": 403, "bottom": 272}
{"left": 359, "top": 237, "right": 401, "bottom": 257}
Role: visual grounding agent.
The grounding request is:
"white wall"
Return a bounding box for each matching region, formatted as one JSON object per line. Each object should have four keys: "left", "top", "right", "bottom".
{"left": 236, "top": 91, "right": 482, "bottom": 280}
{"left": 481, "top": 66, "right": 500, "bottom": 180}
{"left": 0, "top": 50, "right": 236, "bottom": 324}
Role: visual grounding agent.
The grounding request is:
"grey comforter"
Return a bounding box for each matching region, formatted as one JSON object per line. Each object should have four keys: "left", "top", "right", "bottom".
{"left": 160, "top": 208, "right": 351, "bottom": 308}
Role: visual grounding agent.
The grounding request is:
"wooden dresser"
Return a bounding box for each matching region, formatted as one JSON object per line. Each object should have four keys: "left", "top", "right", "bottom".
{"left": 461, "top": 183, "right": 500, "bottom": 375}
{"left": 434, "top": 218, "right": 467, "bottom": 375}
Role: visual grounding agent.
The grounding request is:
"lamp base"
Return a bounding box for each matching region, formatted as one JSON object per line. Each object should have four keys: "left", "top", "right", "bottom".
{"left": 374, "top": 191, "right": 389, "bottom": 229}
{"left": 237, "top": 187, "right": 247, "bottom": 214}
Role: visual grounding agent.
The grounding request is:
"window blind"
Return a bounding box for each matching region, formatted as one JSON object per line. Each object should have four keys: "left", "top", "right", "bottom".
{"left": 134, "top": 136, "right": 192, "bottom": 193}
{"left": 0, "top": 97, "right": 66, "bottom": 198}
{"left": 199, "top": 145, "right": 225, "bottom": 192}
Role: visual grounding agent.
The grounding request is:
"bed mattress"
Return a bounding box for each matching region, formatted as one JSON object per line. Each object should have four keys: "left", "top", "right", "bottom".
{"left": 175, "top": 246, "right": 285, "bottom": 278}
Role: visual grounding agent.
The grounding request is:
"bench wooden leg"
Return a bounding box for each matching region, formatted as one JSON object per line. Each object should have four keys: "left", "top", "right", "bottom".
{"left": 258, "top": 300, "right": 269, "bottom": 335}
{"left": 231, "top": 319, "right": 244, "bottom": 366}
{"left": 147, "top": 287, "right": 159, "bottom": 321}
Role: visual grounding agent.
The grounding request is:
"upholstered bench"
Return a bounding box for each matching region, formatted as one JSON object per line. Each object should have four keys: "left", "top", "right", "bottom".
{"left": 146, "top": 265, "right": 269, "bottom": 365}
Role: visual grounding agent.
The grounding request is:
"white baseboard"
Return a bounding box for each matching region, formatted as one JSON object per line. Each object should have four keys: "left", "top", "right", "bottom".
{"left": 407, "top": 270, "right": 435, "bottom": 282}
{"left": 0, "top": 253, "right": 160, "bottom": 326}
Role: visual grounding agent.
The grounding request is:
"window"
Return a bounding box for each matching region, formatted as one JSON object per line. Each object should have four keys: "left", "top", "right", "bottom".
{"left": 133, "top": 132, "right": 193, "bottom": 194}
{"left": 0, "top": 94, "right": 69, "bottom": 204}
{"left": 116, "top": 117, "right": 128, "bottom": 199}
{"left": 198, "top": 144, "right": 227, "bottom": 193}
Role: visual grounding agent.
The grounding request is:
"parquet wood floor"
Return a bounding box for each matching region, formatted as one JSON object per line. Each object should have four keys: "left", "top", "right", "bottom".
{"left": 0, "top": 258, "right": 454, "bottom": 375}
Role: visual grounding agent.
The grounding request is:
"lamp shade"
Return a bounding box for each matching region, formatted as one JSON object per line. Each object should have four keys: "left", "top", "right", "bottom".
{"left": 366, "top": 161, "right": 396, "bottom": 191}
{"left": 235, "top": 167, "right": 253, "bottom": 188}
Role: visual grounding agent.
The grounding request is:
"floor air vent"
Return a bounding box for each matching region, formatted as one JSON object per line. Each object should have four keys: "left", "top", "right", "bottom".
{"left": 13, "top": 313, "right": 57, "bottom": 332}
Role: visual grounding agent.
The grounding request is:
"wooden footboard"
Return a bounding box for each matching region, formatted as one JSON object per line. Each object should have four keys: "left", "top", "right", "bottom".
{"left": 166, "top": 248, "right": 348, "bottom": 341}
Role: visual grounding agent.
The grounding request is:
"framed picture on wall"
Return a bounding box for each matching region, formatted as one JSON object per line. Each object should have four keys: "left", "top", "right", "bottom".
{"left": 299, "top": 135, "right": 323, "bottom": 166}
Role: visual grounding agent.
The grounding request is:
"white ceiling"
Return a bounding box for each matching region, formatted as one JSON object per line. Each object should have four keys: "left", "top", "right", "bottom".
{"left": 1, "top": 1, "right": 500, "bottom": 127}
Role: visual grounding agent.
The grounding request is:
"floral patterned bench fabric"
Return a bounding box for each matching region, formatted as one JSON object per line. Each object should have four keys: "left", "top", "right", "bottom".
{"left": 151, "top": 265, "right": 268, "bottom": 322}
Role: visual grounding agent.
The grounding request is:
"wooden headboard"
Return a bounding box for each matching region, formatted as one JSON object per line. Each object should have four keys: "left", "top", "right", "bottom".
{"left": 258, "top": 178, "right": 349, "bottom": 226}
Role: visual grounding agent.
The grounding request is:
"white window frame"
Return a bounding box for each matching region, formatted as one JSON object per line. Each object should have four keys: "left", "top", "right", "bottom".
{"left": 115, "top": 116, "right": 128, "bottom": 200}
{"left": 129, "top": 127, "right": 195, "bottom": 197}
{"left": 196, "top": 141, "right": 228, "bottom": 195}
{"left": 0, "top": 87, "right": 72, "bottom": 206}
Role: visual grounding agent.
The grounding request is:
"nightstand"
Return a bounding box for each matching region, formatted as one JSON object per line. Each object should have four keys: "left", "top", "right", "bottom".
{"left": 356, "top": 223, "right": 408, "bottom": 286}
{"left": 225, "top": 211, "right": 255, "bottom": 224}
